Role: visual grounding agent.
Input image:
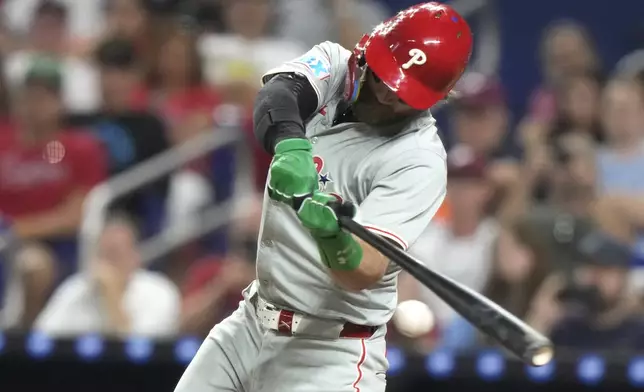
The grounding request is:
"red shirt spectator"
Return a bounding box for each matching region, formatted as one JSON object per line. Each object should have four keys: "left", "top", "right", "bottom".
{"left": 0, "top": 129, "right": 106, "bottom": 219}
{"left": 0, "top": 57, "right": 107, "bottom": 240}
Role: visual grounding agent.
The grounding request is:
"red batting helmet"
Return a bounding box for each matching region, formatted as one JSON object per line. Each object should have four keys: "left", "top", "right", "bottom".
{"left": 354, "top": 2, "right": 473, "bottom": 110}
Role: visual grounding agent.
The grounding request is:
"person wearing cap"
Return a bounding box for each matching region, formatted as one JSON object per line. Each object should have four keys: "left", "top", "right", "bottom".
{"left": 443, "top": 72, "right": 521, "bottom": 220}
{"left": 0, "top": 57, "right": 107, "bottom": 328}
{"left": 528, "top": 231, "right": 644, "bottom": 350}
{"left": 4, "top": 0, "right": 100, "bottom": 114}
{"left": 450, "top": 72, "right": 521, "bottom": 166}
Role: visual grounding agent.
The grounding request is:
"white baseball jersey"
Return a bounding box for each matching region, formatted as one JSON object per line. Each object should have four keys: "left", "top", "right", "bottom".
{"left": 255, "top": 41, "right": 447, "bottom": 326}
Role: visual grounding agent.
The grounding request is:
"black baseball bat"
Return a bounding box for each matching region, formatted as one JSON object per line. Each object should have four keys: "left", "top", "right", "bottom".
{"left": 293, "top": 195, "right": 554, "bottom": 366}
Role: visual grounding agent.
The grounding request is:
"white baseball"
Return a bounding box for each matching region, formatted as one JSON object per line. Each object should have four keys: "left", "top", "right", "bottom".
{"left": 392, "top": 300, "right": 435, "bottom": 338}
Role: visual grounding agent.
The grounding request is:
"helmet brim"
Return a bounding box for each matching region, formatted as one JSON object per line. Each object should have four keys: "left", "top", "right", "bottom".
{"left": 364, "top": 36, "right": 445, "bottom": 111}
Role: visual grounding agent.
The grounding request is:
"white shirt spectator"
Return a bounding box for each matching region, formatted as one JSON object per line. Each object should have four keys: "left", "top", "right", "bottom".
{"left": 34, "top": 270, "right": 181, "bottom": 338}
{"left": 198, "top": 34, "right": 305, "bottom": 87}
{"left": 409, "top": 219, "right": 498, "bottom": 328}
{"left": 3, "top": 0, "right": 104, "bottom": 42}
{"left": 5, "top": 51, "right": 100, "bottom": 113}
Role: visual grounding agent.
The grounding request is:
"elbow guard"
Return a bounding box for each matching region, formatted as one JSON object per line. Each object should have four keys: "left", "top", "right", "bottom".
{"left": 253, "top": 73, "right": 319, "bottom": 154}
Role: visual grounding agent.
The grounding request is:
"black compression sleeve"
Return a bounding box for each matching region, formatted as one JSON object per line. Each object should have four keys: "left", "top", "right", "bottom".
{"left": 253, "top": 73, "right": 319, "bottom": 154}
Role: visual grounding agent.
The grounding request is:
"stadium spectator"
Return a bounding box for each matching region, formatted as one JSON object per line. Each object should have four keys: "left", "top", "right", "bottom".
{"left": 501, "top": 133, "right": 599, "bottom": 261}
{"left": 34, "top": 214, "right": 180, "bottom": 338}
{"left": 138, "top": 22, "right": 226, "bottom": 249}
{"left": 550, "top": 72, "right": 604, "bottom": 143}
{"left": 0, "top": 59, "right": 107, "bottom": 326}
{"left": 444, "top": 73, "right": 520, "bottom": 219}
{"left": 0, "top": 57, "right": 106, "bottom": 244}
{"left": 596, "top": 76, "right": 644, "bottom": 195}
{"left": 527, "top": 20, "right": 601, "bottom": 125}
{"left": 0, "top": 243, "right": 57, "bottom": 329}
{"left": 180, "top": 254, "right": 255, "bottom": 337}
{"left": 76, "top": 0, "right": 152, "bottom": 72}
{"left": 401, "top": 146, "right": 497, "bottom": 331}
{"left": 438, "top": 226, "right": 546, "bottom": 352}
{"left": 520, "top": 72, "right": 604, "bottom": 203}
{"left": 594, "top": 75, "right": 644, "bottom": 275}
{"left": 449, "top": 72, "right": 521, "bottom": 180}
{"left": 2, "top": 0, "right": 104, "bottom": 44}
{"left": 67, "top": 37, "right": 170, "bottom": 232}
{"left": 104, "top": 0, "right": 148, "bottom": 40}
{"left": 528, "top": 231, "right": 644, "bottom": 350}
{"left": 4, "top": 0, "right": 100, "bottom": 114}
{"left": 198, "top": 0, "right": 305, "bottom": 108}
{"left": 141, "top": 23, "right": 220, "bottom": 147}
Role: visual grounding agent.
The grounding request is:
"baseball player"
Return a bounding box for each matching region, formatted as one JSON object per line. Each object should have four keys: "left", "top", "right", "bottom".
{"left": 174, "top": 3, "right": 472, "bottom": 392}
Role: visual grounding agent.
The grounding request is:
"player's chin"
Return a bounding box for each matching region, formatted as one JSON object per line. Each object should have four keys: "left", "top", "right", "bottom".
{"left": 352, "top": 101, "right": 396, "bottom": 126}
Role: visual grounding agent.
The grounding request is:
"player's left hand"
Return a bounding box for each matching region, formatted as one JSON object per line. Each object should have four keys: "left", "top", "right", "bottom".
{"left": 297, "top": 191, "right": 353, "bottom": 238}
{"left": 297, "top": 192, "right": 362, "bottom": 271}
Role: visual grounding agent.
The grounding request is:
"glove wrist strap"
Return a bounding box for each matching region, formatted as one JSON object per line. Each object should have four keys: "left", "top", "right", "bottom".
{"left": 314, "top": 232, "right": 363, "bottom": 271}
{"left": 274, "top": 138, "right": 312, "bottom": 154}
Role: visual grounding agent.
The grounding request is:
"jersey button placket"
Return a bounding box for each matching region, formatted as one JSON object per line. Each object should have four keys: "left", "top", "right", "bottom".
{"left": 310, "top": 137, "right": 318, "bottom": 144}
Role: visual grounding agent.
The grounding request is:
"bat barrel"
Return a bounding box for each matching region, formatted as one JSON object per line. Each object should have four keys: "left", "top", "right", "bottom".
{"left": 338, "top": 215, "right": 555, "bottom": 367}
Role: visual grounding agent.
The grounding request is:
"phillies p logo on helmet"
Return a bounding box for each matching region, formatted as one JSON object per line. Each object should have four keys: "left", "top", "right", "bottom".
{"left": 401, "top": 49, "right": 428, "bottom": 70}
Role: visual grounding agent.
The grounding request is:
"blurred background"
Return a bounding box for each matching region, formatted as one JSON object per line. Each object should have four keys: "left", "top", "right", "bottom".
{"left": 1, "top": 0, "right": 644, "bottom": 391}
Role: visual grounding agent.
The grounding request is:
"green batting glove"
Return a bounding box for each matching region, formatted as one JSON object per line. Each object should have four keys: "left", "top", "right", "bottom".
{"left": 268, "top": 138, "right": 318, "bottom": 205}
{"left": 297, "top": 192, "right": 363, "bottom": 271}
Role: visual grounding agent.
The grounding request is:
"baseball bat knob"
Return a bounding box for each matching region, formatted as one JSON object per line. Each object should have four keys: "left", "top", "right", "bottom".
{"left": 527, "top": 343, "right": 555, "bottom": 367}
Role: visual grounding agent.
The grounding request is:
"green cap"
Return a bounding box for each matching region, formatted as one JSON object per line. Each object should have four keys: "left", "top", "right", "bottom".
{"left": 23, "top": 56, "right": 63, "bottom": 93}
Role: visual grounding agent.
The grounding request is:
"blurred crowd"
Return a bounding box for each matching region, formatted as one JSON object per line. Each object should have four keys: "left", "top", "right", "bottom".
{"left": 396, "top": 20, "right": 644, "bottom": 354}
{"left": 0, "top": 0, "right": 643, "bottom": 358}
{"left": 0, "top": 0, "right": 388, "bottom": 338}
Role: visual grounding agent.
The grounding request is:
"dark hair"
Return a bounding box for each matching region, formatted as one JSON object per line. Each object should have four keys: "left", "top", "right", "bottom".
{"left": 550, "top": 71, "right": 605, "bottom": 144}
{"left": 34, "top": 0, "right": 68, "bottom": 22}
{"left": 103, "top": 212, "right": 141, "bottom": 242}
{"left": 146, "top": 21, "right": 203, "bottom": 89}
{"left": 104, "top": 0, "right": 146, "bottom": 13}
{"left": 95, "top": 37, "right": 138, "bottom": 69}
{"left": 539, "top": 20, "right": 601, "bottom": 75}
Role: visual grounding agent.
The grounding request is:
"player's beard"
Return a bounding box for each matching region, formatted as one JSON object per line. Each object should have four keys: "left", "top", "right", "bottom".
{"left": 350, "top": 70, "right": 414, "bottom": 127}
{"left": 351, "top": 81, "right": 401, "bottom": 126}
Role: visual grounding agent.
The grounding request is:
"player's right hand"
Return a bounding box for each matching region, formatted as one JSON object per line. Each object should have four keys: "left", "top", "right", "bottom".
{"left": 267, "top": 138, "right": 318, "bottom": 206}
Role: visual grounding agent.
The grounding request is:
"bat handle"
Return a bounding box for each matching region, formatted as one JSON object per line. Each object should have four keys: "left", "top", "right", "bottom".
{"left": 291, "top": 194, "right": 310, "bottom": 211}
{"left": 289, "top": 193, "right": 356, "bottom": 221}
